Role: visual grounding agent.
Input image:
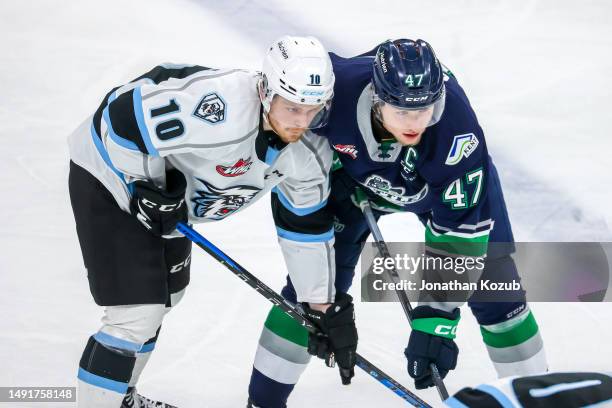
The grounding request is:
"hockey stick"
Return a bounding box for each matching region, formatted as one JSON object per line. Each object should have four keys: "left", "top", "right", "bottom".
{"left": 176, "top": 222, "right": 431, "bottom": 408}
{"left": 357, "top": 196, "right": 450, "bottom": 401}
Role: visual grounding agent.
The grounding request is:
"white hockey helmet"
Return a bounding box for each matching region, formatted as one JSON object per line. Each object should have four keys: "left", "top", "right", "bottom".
{"left": 260, "top": 35, "right": 335, "bottom": 129}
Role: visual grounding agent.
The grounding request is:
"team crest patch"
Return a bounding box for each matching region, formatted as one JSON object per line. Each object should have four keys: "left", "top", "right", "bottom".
{"left": 192, "top": 179, "right": 260, "bottom": 220}
{"left": 193, "top": 92, "right": 226, "bottom": 124}
{"left": 363, "top": 175, "right": 428, "bottom": 206}
{"left": 333, "top": 144, "right": 358, "bottom": 159}
{"left": 216, "top": 157, "right": 253, "bottom": 177}
{"left": 445, "top": 133, "right": 479, "bottom": 165}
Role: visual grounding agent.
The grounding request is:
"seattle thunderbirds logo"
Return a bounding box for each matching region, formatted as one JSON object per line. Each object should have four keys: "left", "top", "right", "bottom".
{"left": 192, "top": 179, "right": 260, "bottom": 220}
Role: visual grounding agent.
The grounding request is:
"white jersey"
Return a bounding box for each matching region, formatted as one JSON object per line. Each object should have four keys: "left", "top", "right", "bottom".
{"left": 68, "top": 64, "right": 335, "bottom": 303}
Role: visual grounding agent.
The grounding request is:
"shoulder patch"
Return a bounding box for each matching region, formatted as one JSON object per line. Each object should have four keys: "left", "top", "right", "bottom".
{"left": 193, "top": 92, "right": 226, "bottom": 124}
{"left": 445, "top": 133, "right": 479, "bottom": 166}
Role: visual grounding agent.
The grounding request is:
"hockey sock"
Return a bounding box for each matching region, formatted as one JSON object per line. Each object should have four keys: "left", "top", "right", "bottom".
{"left": 128, "top": 330, "right": 159, "bottom": 387}
{"left": 248, "top": 305, "right": 311, "bottom": 408}
{"left": 480, "top": 308, "right": 548, "bottom": 377}
{"left": 77, "top": 334, "right": 137, "bottom": 407}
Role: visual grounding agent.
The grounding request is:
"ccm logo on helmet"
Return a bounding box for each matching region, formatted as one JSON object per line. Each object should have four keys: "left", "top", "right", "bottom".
{"left": 302, "top": 90, "right": 325, "bottom": 96}
{"left": 405, "top": 96, "right": 428, "bottom": 102}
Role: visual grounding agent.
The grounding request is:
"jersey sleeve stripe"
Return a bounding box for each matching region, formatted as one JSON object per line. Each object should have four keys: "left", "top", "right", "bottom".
{"left": 443, "top": 397, "right": 471, "bottom": 408}
{"left": 142, "top": 69, "right": 242, "bottom": 100}
{"left": 425, "top": 221, "right": 489, "bottom": 257}
{"left": 104, "top": 89, "right": 151, "bottom": 154}
{"left": 89, "top": 121, "right": 131, "bottom": 191}
{"left": 474, "top": 385, "right": 516, "bottom": 408}
{"left": 102, "top": 106, "right": 140, "bottom": 151}
{"left": 272, "top": 187, "right": 327, "bottom": 216}
{"left": 271, "top": 192, "right": 333, "bottom": 235}
{"left": 132, "top": 86, "right": 159, "bottom": 157}
{"left": 275, "top": 227, "right": 334, "bottom": 243}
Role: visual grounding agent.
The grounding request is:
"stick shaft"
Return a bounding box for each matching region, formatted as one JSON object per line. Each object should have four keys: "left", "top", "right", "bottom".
{"left": 360, "top": 202, "right": 450, "bottom": 401}
{"left": 177, "top": 223, "right": 431, "bottom": 407}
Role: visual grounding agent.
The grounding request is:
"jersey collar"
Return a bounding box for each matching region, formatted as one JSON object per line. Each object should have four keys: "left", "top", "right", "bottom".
{"left": 356, "top": 84, "right": 402, "bottom": 163}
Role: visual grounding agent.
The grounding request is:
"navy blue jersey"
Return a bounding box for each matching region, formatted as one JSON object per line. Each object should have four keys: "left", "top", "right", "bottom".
{"left": 320, "top": 52, "right": 500, "bottom": 255}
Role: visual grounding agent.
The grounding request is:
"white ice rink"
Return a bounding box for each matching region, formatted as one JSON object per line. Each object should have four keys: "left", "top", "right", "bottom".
{"left": 1, "top": 0, "right": 611, "bottom": 407}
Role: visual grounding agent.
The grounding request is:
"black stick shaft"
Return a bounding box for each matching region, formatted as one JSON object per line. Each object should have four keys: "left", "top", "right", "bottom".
{"left": 359, "top": 201, "right": 450, "bottom": 401}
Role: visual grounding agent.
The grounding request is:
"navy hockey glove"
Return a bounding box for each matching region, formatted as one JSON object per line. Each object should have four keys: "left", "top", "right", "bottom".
{"left": 303, "top": 293, "right": 358, "bottom": 385}
{"left": 405, "top": 306, "right": 460, "bottom": 389}
{"left": 130, "top": 169, "right": 188, "bottom": 237}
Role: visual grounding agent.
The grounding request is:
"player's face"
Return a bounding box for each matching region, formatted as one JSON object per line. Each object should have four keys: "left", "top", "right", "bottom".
{"left": 268, "top": 96, "right": 326, "bottom": 143}
{"left": 378, "top": 103, "right": 434, "bottom": 146}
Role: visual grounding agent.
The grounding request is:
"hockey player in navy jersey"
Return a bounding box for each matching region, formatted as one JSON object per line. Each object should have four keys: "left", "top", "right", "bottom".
{"left": 67, "top": 36, "right": 359, "bottom": 408}
{"left": 247, "top": 39, "right": 548, "bottom": 407}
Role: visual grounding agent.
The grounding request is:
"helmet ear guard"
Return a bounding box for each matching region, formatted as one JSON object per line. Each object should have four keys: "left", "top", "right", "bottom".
{"left": 258, "top": 75, "right": 272, "bottom": 114}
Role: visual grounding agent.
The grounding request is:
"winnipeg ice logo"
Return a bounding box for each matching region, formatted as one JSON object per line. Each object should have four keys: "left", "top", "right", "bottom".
{"left": 445, "top": 133, "right": 479, "bottom": 165}
{"left": 193, "top": 93, "right": 226, "bottom": 124}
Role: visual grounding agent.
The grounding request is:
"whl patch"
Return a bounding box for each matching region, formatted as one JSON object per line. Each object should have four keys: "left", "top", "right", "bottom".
{"left": 333, "top": 144, "right": 358, "bottom": 159}
{"left": 445, "top": 133, "right": 479, "bottom": 165}
{"left": 216, "top": 157, "right": 252, "bottom": 177}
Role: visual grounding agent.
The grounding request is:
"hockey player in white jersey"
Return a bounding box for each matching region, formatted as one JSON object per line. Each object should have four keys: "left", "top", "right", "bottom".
{"left": 68, "top": 36, "right": 357, "bottom": 407}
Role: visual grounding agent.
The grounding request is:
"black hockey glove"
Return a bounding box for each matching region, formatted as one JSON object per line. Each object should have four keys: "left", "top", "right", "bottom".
{"left": 303, "top": 293, "right": 358, "bottom": 385}
{"left": 405, "top": 306, "right": 460, "bottom": 389}
{"left": 130, "top": 169, "right": 188, "bottom": 237}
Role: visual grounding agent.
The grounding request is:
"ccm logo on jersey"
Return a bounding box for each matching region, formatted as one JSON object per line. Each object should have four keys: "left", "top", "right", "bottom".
{"left": 333, "top": 144, "right": 358, "bottom": 159}
{"left": 445, "top": 133, "right": 479, "bottom": 165}
{"left": 216, "top": 158, "right": 253, "bottom": 177}
{"left": 193, "top": 92, "right": 226, "bottom": 124}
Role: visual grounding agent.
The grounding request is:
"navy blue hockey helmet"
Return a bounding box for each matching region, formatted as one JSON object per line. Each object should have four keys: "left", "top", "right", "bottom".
{"left": 372, "top": 39, "right": 446, "bottom": 126}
